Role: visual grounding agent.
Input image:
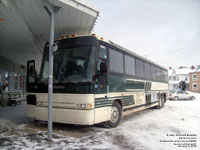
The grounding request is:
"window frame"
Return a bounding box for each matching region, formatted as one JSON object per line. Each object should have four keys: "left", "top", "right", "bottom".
{"left": 192, "top": 74, "right": 197, "bottom": 81}
{"left": 124, "top": 54, "right": 136, "bottom": 76}
{"left": 109, "top": 48, "right": 124, "bottom": 74}
{"left": 192, "top": 83, "right": 197, "bottom": 90}
{"left": 135, "top": 58, "right": 144, "bottom": 78}
{"left": 150, "top": 65, "right": 157, "bottom": 81}
{"left": 144, "top": 62, "right": 151, "bottom": 80}
{"left": 96, "top": 40, "right": 168, "bottom": 83}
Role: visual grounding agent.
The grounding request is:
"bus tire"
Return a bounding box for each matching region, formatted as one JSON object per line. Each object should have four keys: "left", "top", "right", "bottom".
{"left": 156, "top": 98, "right": 164, "bottom": 109}
{"left": 104, "top": 101, "right": 122, "bottom": 128}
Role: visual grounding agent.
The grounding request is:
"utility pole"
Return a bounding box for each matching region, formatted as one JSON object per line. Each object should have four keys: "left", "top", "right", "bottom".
{"left": 44, "top": 2, "right": 60, "bottom": 141}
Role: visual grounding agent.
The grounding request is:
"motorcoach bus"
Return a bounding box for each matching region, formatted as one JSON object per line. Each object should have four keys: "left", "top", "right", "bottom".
{"left": 26, "top": 35, "right": 168, "bottom": 127}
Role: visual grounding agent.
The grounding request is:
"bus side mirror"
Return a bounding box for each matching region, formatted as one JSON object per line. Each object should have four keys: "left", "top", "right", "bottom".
{"left": 94, "top": 62, "right": 107, "bottom": 79}
{"left": 100, "top": 62, "right": 107, "bottom": 73}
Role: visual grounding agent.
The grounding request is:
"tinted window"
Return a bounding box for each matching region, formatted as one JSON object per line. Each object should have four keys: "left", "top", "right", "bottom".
{"left": 164, "top": 70, "right": 168, "bottom": 82}
{"left": 109, "top": 49, "right": 124, "bottom": 73}
{"left": 96, "top": 45, "right": 107, "bottom": 83}
{"left": 156, "top": 67, "right": 161, "bottom": 81}
{"left": 151, "top": 65, "right": 157, "bottom": 80}
{"left": 97, "top": 45, "right": 107, "bottom": 71}
{"left": 125, "top": 55, "right": 135, "bottom": 75}
{"left": 99, "top": 45, "right": 107, "bottom": 59}
{"left": 125, "top": 80, "right": 145, "bottom": 90}
{"left": 144, "top": 63, "right": 151, "bottom": 79}
{"left": 136, "top": 59, "right": 144, "bottom": 77}
{"left": 161, "top": 70, "right": 165, "bottom": 81}
{"left": 40, "top": 46, "right": 96, "bottom": 83}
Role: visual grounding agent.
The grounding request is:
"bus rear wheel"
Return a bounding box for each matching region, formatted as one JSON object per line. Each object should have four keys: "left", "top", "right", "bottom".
{"left": 104, "top": 101, "right": 122, "bottom": 128}
{"left": 156, "top": 97, "right": 164, "bottom": 109}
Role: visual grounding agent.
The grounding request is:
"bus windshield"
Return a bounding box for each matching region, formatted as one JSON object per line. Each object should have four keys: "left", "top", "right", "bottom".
{"left": 39, "top": 46, "right": 96, "bottom": 84}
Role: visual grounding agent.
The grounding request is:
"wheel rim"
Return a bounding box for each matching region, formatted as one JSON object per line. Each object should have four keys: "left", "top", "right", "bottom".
{"left": 110, "top": 106, "right": 119, "bottom": 123}
{"left": 175, "top": 97, "right": 178, "bottom": 100}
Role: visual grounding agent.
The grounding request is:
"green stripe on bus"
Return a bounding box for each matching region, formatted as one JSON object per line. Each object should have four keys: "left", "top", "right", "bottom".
{"left": 95, "top": 95, "right": 135, "bottom": 108}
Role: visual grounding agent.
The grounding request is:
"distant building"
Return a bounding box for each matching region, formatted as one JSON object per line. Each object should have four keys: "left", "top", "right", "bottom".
{"left": 189, "top": 65, "right": 200, "bottom": 93}
{"left": 168, "top": 67, "right": 192, "bottom": 91}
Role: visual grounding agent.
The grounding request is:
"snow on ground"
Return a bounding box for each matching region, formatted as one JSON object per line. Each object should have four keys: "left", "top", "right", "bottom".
{"left": 1, "top": 93, "right": 200, "bottom": 150}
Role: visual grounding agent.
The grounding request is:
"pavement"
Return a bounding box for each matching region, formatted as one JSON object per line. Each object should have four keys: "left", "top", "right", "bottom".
{"left": 0, "top": 98, "right": 200, "bottom": 150}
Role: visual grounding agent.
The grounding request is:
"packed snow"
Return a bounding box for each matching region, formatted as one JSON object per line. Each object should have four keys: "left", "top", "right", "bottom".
{"left": 1, "top": 93, "right": 200, "bottom": 150}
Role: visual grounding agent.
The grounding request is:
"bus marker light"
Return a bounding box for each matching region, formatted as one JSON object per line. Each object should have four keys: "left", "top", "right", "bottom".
{"left": 76, "top": 104, "right": 92, "bottom": 109}
{"left": 87, "top": 104, "right": 92, "bottom": 108}
{"left": 72, "top": 34, "right": 76, "bottom": 37}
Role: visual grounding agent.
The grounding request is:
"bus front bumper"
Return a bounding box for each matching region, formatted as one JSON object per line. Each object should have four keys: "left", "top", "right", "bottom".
{"left": 26, "top": 104, "right": 95, "bottom": 125}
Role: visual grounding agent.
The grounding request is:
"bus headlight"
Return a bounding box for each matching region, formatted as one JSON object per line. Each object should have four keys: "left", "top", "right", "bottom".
{"left": 76, "top": 104, "right": 92, "bottom": 109}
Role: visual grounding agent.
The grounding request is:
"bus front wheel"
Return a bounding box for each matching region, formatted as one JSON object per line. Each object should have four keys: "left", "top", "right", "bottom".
{"left": 104, "top": 101, "right": 122, "bottom": 128}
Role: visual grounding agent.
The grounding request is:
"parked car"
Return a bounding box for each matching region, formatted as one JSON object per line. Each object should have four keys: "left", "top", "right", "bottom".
{"left": 169, "top": 90, "right": 195, "bottom": 100}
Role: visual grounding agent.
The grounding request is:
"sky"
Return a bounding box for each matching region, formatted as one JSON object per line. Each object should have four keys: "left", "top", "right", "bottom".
{"left": 89, "top": 0, "right": 200, "bottom": 69}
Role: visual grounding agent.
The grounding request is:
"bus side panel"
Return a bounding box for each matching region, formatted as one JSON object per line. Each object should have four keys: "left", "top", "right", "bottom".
{"left": 94, "top": 94, "right": 111, "bottom": 124}
{"left": 151, "top": 82, "right": 168, "bottom": 91}
{"left": 94, "top": 107, "right": 111, "bottom": 124}
{"left": 123, "top": 102, "right": 158, "bottom": 116}
{"left": 35, "top": 107, "right": 95, "bottom": 125}
{"left": 26, "top": 104, "right": 36, "bottom": 118}
{"left": 27, "top": 93, "right": 96, "bottom": 125}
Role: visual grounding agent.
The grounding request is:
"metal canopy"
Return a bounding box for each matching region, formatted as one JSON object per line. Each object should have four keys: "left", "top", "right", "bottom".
{"left": 0, "top": 0, "right": 99, "bottom": 72}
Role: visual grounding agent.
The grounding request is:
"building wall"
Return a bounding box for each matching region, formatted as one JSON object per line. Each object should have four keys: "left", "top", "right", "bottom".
{"left": 0, "top": 55, "right": 26, "bottom": 94}
{"left": 169, "top": 74, "right": 189, "bottom": 91}
{"left": 0, "top": 55, "right": 26, "bottom": 75}
{"left": 178, "top": 74, "right": 189, "bottom": 81}
{"left": 189, "top": 72, "right": 200, "bottom": 93}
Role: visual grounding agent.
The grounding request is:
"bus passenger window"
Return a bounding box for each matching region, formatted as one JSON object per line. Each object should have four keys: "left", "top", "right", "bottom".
{"left": 99, "top": 45, "right": 107, "bottom": 59}
{"left": 109, "top": 49, "right": 124, "bottom": 73}
{"left": 95, "top": 45, "right": 107, "bottom": 82}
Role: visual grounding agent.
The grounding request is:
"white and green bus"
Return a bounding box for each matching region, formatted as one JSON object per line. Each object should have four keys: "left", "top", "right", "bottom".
{"left": 26, "top": 35, "right": 168, "bottom": 127}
